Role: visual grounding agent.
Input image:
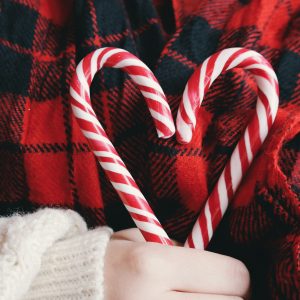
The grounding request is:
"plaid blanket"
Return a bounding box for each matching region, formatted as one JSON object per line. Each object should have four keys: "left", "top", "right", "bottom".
{"left": 0, "top": 0, "right": 299, "bottom": 298}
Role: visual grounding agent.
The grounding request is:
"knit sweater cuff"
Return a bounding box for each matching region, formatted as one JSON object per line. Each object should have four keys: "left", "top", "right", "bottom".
{"left": 0, "top": 209, "right": 113, "bottom": 300}
{"left": 25, "top": 226, "right": 113, "bottom": 300}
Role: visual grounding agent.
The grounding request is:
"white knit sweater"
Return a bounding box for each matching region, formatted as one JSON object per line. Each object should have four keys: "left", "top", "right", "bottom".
{"left": 0, "top": 209, "right": 113, "bottom": 300}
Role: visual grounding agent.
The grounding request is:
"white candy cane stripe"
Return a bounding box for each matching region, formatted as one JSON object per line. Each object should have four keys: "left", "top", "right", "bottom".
{"left": 70, "top": 47, "right": 174, "bottom": 245}
{"left": 113, "top": 58, "right": 151, "bottom": 70}
{"left": 101, "top": 162, "right": 134, "bottom": 178}
{"left": 134, "top": 220, "right": 170, "bottom": 239}
{"left": 178, "top": 48, "right": 279, "bottom": 249}
{"left": 93, "top": 151, "right": 123, "bottom": 163}
{"left": 140, "top": 91, "right": 170, "bottom": 108}
{"left": 124, "top": 205, "right": 160, "bottom": 222}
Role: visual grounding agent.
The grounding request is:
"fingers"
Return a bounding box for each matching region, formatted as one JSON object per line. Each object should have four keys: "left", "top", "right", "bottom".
{"left": 104, "top": 240, "right": 250, "bottom": 300}
{"left": 165, "top": 292, "right": 243, "bottom": 300}
{"left": 111, "top": 228, "right": 145, "bottom": 242}
{"left": 135, "top": 243, "right": 250, "bottom": 297}
{"left": 109, "top": 231, "right": 250, "bottom": 297}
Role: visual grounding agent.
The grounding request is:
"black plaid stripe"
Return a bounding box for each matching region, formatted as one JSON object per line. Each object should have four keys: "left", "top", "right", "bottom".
{"left": 168, "top": 16, "right": 222, "bottom": 64}
{"left": 279, "top": 132, "right": 300, "bottom": 200}
{"left": 277, "top": 51, "right": 300, "bottom": 104}
{"left": 0, "top": 150, "right": 29, "bottom": 208}
{"left": 0, "top": 94, "right": 26, "bottom": 142}
{"left": 155, "top": 55, "right": 192, "bottom": 94}
{"left": 32, "top": 15, "right": 68, "bottom": 56}
{"left": 0, "top": 0, "right": 37, "bottom": 48}
{"left": 28, "top": 58, "right": 64, "bottom": 101}
{"left": 0, "top": 44, "right": 32, "bottom": 95}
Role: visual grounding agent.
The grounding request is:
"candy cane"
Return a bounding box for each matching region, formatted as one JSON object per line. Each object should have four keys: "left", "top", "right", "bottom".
{"left": 177, "top": 48, "right": 279, "bottom": 249}
{"left": 70, "top": 47, "right": 175, "bottom": 245}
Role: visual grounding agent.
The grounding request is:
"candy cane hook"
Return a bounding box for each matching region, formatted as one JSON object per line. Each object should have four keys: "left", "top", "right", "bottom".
{"left": 177, "top": 48, "right": 279, "bottom": 249}
{"left": 70, "top": 47, "right": 175, "bottom": 245}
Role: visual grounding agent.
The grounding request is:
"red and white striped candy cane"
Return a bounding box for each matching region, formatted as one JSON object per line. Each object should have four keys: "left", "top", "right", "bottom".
{"left": 70, "top": 47, "right": 175, "bottom": 245}
{"left": 176, "top": 48, "right": 279, "bottom": 249}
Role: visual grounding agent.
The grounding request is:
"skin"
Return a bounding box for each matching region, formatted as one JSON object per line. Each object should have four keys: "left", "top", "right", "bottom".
{"left": 104, "top": 229, "right": 251, "bottom": 300}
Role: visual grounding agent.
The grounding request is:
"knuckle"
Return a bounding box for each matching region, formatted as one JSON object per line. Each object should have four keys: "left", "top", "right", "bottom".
{"left": 126, "top": 243, "right": 157, "bottom": 276}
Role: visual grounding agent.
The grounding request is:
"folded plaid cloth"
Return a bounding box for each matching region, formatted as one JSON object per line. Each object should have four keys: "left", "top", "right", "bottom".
{"left": 0, "top": 0, "right": 299, "bottom": 298}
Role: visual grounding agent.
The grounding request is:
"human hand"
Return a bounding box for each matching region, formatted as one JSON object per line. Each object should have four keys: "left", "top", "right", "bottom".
{"left": 104, "top": 228, "right": 250, "bottom": 300}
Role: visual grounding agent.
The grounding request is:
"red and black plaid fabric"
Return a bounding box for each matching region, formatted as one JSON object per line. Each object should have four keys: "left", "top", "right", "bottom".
{"left": 0, "top": 0, "right": 299, "bottom": 298}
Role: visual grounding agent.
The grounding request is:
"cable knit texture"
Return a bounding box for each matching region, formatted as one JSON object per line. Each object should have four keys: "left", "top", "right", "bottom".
{"left": 0, "top": 209, "right": 113, "bottom": 300}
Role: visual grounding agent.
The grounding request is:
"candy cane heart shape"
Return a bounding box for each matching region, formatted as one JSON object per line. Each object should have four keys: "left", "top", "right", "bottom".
{"left": 177, "top": 48, "right": 279, "bottom": 249}
{"left": 70, "top": 47, "right": 175, "bottom": 245}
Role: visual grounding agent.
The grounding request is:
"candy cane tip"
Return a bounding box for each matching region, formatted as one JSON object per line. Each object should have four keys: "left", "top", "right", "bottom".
{"left": 156, "top": 127, "right": 175, "bottom": 139}
{"left": 176, "top": 136, "right": 190, "bottom": 144}
{"left": 176, "top": 125, "right": 193, "bottom": 144}
{"left": 184, "top": 241, "right": 191, "bottom": 248}
{"left": 160, "top": 133, "right": 175, "bottom": 139}
{"left": 161, "top": 132, "right": 176, "bottom": 139}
